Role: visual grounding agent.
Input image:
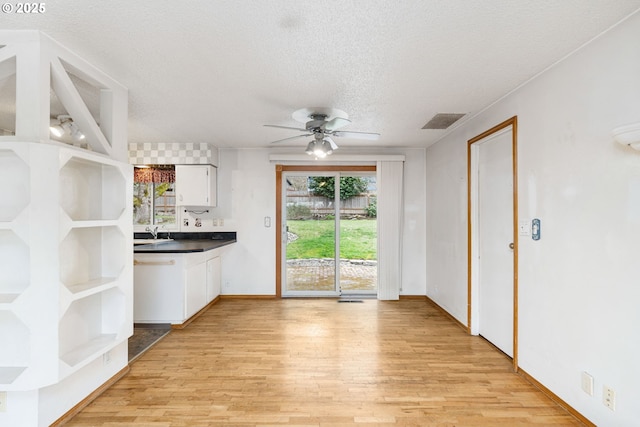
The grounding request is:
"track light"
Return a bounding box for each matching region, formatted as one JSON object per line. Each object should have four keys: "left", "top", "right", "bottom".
{"left": 49, "top": 115, "right": 85, "bottom": 141}
{"left": 49, "top": 122, "right": 64, "bottom": 137}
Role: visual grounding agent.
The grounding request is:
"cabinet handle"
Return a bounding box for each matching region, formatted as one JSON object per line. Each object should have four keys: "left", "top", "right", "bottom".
{"left": 134, "top": 259, "right": 176, "bottom": 266}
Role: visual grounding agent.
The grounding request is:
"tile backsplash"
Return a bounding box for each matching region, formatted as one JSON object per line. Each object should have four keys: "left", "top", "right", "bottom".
{"left": 128, "top": 142, "right": 218, "bottom": 165}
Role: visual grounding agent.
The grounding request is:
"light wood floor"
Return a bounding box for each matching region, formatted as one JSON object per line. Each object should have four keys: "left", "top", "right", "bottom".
{"left": 66, "top": 299, "right": 583, "bottom": 426}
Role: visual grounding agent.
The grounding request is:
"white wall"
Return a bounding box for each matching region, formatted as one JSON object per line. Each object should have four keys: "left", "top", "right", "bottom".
{"left": 217, "top": 147, "right": 427, "bottom": 296}
{"left": 426, "top": 11, "right": 640, "bottom": 426}
{"left": 217, "top": 149, "right": 277, "bottom": 295}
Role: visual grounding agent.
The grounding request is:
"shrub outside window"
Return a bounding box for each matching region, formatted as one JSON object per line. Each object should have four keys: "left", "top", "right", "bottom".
{"left": 133, "top": 166, "right": 177, "bottom": 228}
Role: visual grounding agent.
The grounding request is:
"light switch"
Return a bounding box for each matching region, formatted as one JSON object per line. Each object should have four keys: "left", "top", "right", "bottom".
{"left": 264, "top": 216, "right": 271, "bottom": 227}
{"left": 519, "top": 220, "right": 531, "bottom": 236}
{"left": 581, "top": 372, "right": 594, "bottom": 396}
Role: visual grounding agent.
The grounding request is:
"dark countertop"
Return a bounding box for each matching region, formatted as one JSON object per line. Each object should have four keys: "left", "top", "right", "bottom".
{"left": 134, "top": 232, "right": 236, "bottom": 254}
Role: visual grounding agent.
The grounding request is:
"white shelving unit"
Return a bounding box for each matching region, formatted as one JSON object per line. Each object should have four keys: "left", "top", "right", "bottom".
{"left": 0, "top": 311, "right": 29, "bottom": 385}
{"left": 0, "top": 142, "right": 133, "bottom": 390}
{"left": 0, "top": 147, "right": 31, "bottom": 386}
{"left": 59, "top": 288, "right": 125, "bottom": 371}
{"left": 57, "top": 153, "right": 130, "bottom": 379}
{"left": 0, "top": 30, "right": 130, "bottom": 427}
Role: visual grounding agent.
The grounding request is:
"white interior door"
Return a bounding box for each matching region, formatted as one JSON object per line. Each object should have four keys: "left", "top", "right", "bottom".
{"left": 477, "top": 128, "right": 514, "bottom": 357}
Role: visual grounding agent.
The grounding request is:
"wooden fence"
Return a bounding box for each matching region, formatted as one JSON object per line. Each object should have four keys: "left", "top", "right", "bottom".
{"left": 286, "top": 192, "right": 375, "bottom": 218}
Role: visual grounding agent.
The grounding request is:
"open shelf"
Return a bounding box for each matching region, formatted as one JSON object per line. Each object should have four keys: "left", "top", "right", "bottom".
{"left": 59, "top": 334, "right": 117, "bottom": 367}
{"left": 0, "top": 148, "right": 29, "bottom": 222}
{"left": 0, "top": 294, "right": 20, "bottom": 304}
{"left": 59, "top": 226, "right": 125, "bottom": 291}
{"left": 0, "top": 54, "right": 16, "bottom": 140}
{"left": 58, "top": 288, "right": 125, "bottom": 367}
{"left": 0, "top": 311, "right": 29, "bottom": 385}
{"left": 65, "top": 277, "right": 118, "bottom": 299}
{"left": 63, "top": 219, "right": 120, "bottom": 229}
{"left": 0, "top": 230, "right": 30, "bottom": 298}
{"left": 59, "top": 157, "right": 126, "bottom": 221}
{"left": 0, "top": 367, "right": 27, "bottom": 385}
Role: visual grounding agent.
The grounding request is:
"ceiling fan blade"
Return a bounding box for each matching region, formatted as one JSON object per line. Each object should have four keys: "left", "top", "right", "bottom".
{"left": 332, "top": 130, "right": 380, "bottom": 140}
{"left": 269, "top": 134, "right": 312, "bottom": 144}
{"left": 322, "top": 117, "right": 351, "bottom": 131}
{"left": 264, "top": 124, "right": 308, "bottom": 132}
{"left": 324, "top": 136, "right": 339, "bottom": 151}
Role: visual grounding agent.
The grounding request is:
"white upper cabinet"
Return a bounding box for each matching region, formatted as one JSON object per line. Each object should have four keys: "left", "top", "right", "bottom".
{"left": 175, "top": 165, "right": 217, "bottom": 207}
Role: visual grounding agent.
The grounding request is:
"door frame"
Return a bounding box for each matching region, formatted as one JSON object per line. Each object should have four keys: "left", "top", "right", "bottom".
{"left": 275, "top": 165, "right": 376, "bottom": 298}
{"left": 467, "top": 116, "right": 519, "bottom": 370}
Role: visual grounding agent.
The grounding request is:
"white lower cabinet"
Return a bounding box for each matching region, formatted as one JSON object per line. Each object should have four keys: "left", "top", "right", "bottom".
{"left": 206, "top": 256, "right": 221, "bottom": 303}
{"left": 134, "top": 249, "right": 222, "bottom": 325}
{"left": 185, "top": 258, "right": 207, "bottom": 319}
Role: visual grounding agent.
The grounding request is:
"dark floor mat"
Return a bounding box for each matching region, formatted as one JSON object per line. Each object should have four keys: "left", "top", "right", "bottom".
{"left": 128, "top": 325, "right": 171, "bottom": 362}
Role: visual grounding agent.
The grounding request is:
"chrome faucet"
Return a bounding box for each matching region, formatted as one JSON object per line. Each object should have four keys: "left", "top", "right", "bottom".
{"left": 145, "top": 225, "right": 159, "bottom": 239}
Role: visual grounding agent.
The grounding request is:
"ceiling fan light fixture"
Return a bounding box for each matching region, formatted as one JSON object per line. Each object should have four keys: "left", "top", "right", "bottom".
{"left": 266, "top": 108, "right": 379, "bottom": 154}
{"left": 305, "top": 141, "right": 315, "bottom": 155}
{"left": 313, "top": 143, "right": 328, "bottom": 158}
{"left": 322, "top": 140, "right": 334, "bottom": 156}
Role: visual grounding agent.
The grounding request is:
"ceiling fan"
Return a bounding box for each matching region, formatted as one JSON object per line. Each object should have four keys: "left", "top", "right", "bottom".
{"left": 264, "top": 107, "right": 380, "bottom": 157}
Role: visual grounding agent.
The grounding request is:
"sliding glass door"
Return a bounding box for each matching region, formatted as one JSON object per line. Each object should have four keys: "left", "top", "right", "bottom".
{"left": 338, "top": 174, "right": 377, "bottom": 295}
{"left": 282, "top": 171, "right": 377, "bottom": 297}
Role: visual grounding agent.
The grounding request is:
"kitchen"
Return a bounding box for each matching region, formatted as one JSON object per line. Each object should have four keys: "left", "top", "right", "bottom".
{"left": 131, "top": 158, "right": 236, "bottom": 329}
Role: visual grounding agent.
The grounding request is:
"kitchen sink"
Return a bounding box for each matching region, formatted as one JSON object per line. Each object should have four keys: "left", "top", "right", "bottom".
{"left": 133, "top": 238, "right": 174, "bottom": 245}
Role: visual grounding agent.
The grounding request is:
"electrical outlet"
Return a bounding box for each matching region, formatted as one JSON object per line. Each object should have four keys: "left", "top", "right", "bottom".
{"left": 581, "top": 372, "right": 594, "bottom": 396}
{"left": 603, "top": 385, "right": 615, "bottom": 410}
{"left": 0, "top": 391, "right": 7, "bottom": 412}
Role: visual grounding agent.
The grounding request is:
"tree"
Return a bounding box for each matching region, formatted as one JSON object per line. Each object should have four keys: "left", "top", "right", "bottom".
{"left": 308, "top": 176, "right": 368, "bottom": 200}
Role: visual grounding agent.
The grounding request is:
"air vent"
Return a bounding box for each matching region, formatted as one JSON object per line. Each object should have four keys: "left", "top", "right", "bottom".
{"left": 422, "top": 113, "right": 466, "bottom": 130}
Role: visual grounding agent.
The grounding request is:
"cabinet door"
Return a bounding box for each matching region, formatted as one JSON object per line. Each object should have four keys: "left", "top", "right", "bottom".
{"left": 176, "top": 165, "right": 216, "bottom": 206}
{"left": 206, "top": 256, "right": 221, "bottom": 302}
{"left": 185, "top": 262, "right": 207, "bottom": 319}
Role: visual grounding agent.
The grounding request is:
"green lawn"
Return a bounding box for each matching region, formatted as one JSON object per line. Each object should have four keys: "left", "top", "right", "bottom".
{"left": 286, "top": 219, "right": 377, "bottom": 260}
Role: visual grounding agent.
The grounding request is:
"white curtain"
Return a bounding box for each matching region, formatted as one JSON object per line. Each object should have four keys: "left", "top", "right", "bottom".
{"left": 376, "top": 160, "right": 404, "bottom": 300}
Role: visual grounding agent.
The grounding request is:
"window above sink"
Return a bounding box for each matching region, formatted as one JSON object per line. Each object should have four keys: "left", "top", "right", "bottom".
{"left": 133, "top": 165, "right": 178, "bottom": 231}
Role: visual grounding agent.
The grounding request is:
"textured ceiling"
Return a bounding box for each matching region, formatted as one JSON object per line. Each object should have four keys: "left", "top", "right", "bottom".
{"left": 2, "top": 1, "right": 640, "bottom": 149}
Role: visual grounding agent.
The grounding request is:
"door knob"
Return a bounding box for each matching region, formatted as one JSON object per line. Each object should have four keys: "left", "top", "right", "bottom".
{"left": 509, "top": 242, "right": 515, "bottom": 249}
